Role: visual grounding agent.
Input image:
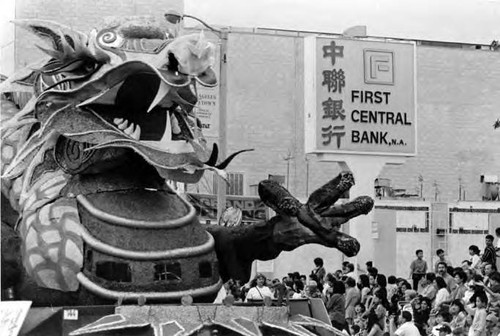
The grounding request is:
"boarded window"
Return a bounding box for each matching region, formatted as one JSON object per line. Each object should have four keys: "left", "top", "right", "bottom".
{"left": 95, "top": 261, "right": 131, "bottom": 282}
{"left": 199, "top": 261, "right": 212, "bottom": 278}
{"left": 213, "top": 172, "right": 244, "bottom": 196}
{"left": 154, "top": 262, "right": 182, "bottom": 281}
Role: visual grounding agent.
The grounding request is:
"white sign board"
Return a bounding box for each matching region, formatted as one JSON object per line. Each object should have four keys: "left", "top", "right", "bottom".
{"left": 193, "top": 44, "right": 221, "bottom": 138}
{"left": 0, "top": 301, "right": 32, "bottom": 336}
{"left": 304, "top": 36, "right": 416, "bottom": 156}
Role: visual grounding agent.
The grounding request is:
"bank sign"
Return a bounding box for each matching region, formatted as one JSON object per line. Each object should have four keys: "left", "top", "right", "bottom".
{"left": 304, "top": 36, "right": 416, "bottom": 156}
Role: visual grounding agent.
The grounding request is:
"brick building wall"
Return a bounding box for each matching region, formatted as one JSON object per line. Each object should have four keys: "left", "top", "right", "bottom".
{"left": 13, "top": 0, "right": 500, "bottom": 202}
{"left": 223, "top": 32, "right": 500, "bottom": 202}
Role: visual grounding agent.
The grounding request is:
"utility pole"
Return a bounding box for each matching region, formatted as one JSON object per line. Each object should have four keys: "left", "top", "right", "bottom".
{"left": 284, "top": 151, "right": 293, "bottom": 190}
{"left": 305, "top": 155, "right": 310, "bottom": 197}
{"left": 216, "top": 28, "right": 229, "bottom": 222}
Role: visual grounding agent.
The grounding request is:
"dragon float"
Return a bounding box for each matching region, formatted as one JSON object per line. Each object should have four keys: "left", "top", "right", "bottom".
{"left": 0, "top": 15, "right": 374, "bottom": 310}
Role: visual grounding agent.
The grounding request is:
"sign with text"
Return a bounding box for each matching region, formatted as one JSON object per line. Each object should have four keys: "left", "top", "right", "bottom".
{"left": 304, "top": 37, "right": 416, "bottom": 156}
{"left": 188, "top": 193, "right": 268, "bottom": 225}
{"left": 193, "top": 45, "right": 221, "bottom": 138}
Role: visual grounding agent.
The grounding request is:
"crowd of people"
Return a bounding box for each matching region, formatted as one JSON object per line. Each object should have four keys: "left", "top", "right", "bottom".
{"left": 214, "top": 231, "right": 500, "bottom": 336}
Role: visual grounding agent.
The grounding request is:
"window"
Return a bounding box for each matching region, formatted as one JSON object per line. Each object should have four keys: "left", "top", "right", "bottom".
{"left": 154, "top": 262, "right": 181, "bottom": 281}
{"left": 213, "top": 172, "right": 244, "bottom": 195}
{"left": 199, "top": 261, "right": 212, "bottom": 278}
{"left": 95, "top": 261, "right": 131, "bottom": 282}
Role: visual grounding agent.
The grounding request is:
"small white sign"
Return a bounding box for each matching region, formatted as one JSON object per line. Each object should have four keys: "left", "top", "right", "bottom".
{"left": 64, "top": 309, "right": 79, "bottom": 320}
{"left": 0, "top": 300, "right": 32, "bottom": 336}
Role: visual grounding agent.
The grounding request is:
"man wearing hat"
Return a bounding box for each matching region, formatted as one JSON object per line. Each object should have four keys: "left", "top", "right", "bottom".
{"left": 486, "top": 314, "right": 500, "bottom": 336}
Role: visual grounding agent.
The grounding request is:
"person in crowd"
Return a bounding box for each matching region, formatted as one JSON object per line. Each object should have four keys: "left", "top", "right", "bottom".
{"left": 485, "top": 314, "right": 500, "bottom": 336}
{"left": 410, "top": 250, "right": 428, "bottom": 292}
{"left": 300, "top": 274, "right": 307, "bottom": 286}
{"left": 245, "top": 273, "right": 273, "bottom": 302}
{"left": 463, "top": 269, "right": 477, "bottom": 305}
{"left": 324, "top": 273, "right": 335, "bottom": 296}
{"left": 346, "top": 263, "right": 356, "bottom": 279}
{"left": 465, "top": 292, "right": 488, "bottom": 336}
{"left": 366, "top": 288, "right": 389, "bottom": 332}
{"left": 431, "top": 311, "right": 452, "bottom": 336}
{"left": 336, "top": 270, "right": 345, "bottom": 280}
{"left": 481, "top": 235, "right": 497, "bottom": 268}
{"left": 366, "top": 261, "right": 374, "bottom": 273}
{"left": 325, "top": 279, "right": 348, "bottom": 332}
{"left": 469, "top": 245, "right": 482, "bottom": 272}
{"left": 449, "top": 299, "right": 468, "bottom": 331}
{"left": 483, "top": 263, "right": 496, "bottom": 286}
{"left": 304, "top": 281, "right": 322, "bottom": 298}
{"left": 488, "top": 272, "right": 500, "bottom": 293}
{"left": 434, "top": 276, "right": 451, "bottom": 311}
{"left": 437, "top": 262, "right": 456, "bottom": 292}
{"left": 359, "top": 274, "right": 372, "bottom": 304}
{"left": 214, "top": 278, "right": 235, "bottom": 304}
{"left": 421, "top": 273, "right": 438, "bottom": 301}
{"left": 440, "top": 270, "right": 468, "bottom": 308}
{"left": 291, "top": 280, "right": 305, "bottom": 299}
{"left": 345, "top": 277, "right": 361, "bottom": 326}
{"left": 436, "top": 324, "right": 452, "bottom": 336}
{"left": 309, "top": 272, "right": 324, "bottom": 293}
{"left": 401, "top": 289, "right": 418, "bottom": 317}
{"left": 462, "top": 260, "right": 472, "bottom": 271}
{"left": 435, "top": 249, "right": 452, "bottom": 273}
{"left": 400, "top": 279, "right": 412, "bottom": 292}
{"left": 353, "top": 302, "right": 367, "bottom": 331}
{"left": 389, "top": 311, "right": 421, "bottom": 336}
{"left": 368, "top": 267, "right": 379, "bottom": 280}
{"left": 414, "top": 296, "right": 432, "bottom": 335}
{"left": 475, "top": 279, "right": 500, "bottom": 310}
{"left": 365, "top": 309, "right": 385, "bottom": 336}
{"left": 312, "top": 257, "right": 326, "bottom": 285}
{"left": 388, "top": 276, "right": 399, "bottom": 302}
{"left": 369, "top": 273, "right": 378, "bottom": 293}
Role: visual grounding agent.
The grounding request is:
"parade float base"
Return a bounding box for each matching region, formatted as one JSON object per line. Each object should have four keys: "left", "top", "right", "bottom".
{"left": 18, "top": 299, "right": 341, "bottom": 336}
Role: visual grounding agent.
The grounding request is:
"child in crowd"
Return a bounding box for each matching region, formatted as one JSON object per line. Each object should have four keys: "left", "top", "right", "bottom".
{"left": 466, "top": 294, "right": 487, "bottom": 336}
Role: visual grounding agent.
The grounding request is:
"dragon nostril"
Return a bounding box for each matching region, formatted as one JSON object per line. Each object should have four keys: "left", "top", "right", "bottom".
{"left": 167, "top": 52, "right": 179, "bottom": 72}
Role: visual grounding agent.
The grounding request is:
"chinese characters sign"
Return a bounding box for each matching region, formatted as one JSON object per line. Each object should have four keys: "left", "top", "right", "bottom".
{"left": 304, "top": 37, "right": 416, "bottom": 155}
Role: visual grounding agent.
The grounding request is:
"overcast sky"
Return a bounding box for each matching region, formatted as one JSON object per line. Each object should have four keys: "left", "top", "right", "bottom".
{"left": 184, "top": 0, "right": 500, "bottom": 44}
{"left": 2, "top": 0, "right": 500, "bottom": 49}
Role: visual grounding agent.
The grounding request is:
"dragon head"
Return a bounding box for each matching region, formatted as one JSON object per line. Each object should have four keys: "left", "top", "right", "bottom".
{"left": 2, "top": 16, "right": 244, "bottom": 184}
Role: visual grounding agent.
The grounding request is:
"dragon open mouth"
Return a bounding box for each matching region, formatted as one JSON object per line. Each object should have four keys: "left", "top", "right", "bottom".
{"left": 82, "top": 72, "right": 201, "bottom": 155}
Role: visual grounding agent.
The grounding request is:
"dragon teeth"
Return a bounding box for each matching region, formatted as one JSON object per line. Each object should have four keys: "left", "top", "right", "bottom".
{"left": 131, "top": 124, "right": 141, "bottom": 140}
{"left": 117, "top": 120, "right": 129, "bottom": 130}
{"left": 112, "top": 118, "right": 142, "bottom": 140}
{"left": 123, "top": 123, "right": 135, "bottom": 135}
{"left": 147, "top": 81, "right": 170, "bottom": 113}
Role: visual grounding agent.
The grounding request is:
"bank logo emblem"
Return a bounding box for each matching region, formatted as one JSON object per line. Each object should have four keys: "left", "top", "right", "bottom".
{"left": 364, "top": 50, "right": 394, "bottom": 85}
